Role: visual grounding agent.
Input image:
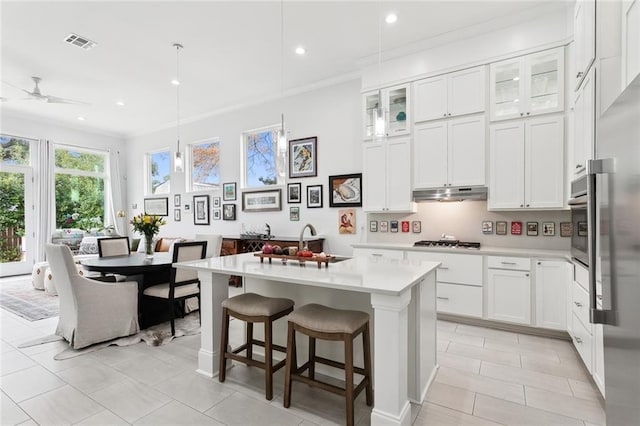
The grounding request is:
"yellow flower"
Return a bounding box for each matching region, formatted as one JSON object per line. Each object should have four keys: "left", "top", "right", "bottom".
{"left": 143, "top": 216, "right": 152, "bottom": 224}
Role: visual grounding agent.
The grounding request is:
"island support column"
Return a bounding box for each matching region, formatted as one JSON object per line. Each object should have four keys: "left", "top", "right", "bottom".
{"left": 370, "top": 289, "right": 412, "bottom": 426}
{"left": 196, "top": 271, "right": 230, "bottom": 377}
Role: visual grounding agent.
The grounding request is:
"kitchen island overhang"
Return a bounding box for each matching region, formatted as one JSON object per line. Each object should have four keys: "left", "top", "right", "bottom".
{"left": 175, "top": 253, "right": 440, "bottom": 426}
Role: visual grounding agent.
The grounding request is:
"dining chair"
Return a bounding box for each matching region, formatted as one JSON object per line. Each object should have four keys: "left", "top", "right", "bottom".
{"left": 195, "top": 234, "right": 222, "bottom": 258}
{"left": 97, "top": 236, "right": 130, "bottom": 257}
{"left": 142, "top": 241, "right": 207, "bottom": 335}
{"left": 45, "top": 243, "right": 140, "bottom": 349}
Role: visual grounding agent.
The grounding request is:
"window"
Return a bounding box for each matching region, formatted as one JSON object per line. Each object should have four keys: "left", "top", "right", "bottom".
{"left": 54, "top": 146, "right": 108, "bottom": 231}
{"left": 147, "top": 150, "right": 171, "bottom": 194}
{"left": 242, "top": 125, "right": 285, "bottom": 188}
{"left": 188, "top": 138, "right": 220, "bottom": 192}
{"left": 1, "top": 135, "right": 30, "bottom": 165}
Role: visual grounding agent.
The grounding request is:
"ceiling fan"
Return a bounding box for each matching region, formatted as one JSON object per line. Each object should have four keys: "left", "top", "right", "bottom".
{"left": 2, "top": 76, "right": 89, "bottom": 105}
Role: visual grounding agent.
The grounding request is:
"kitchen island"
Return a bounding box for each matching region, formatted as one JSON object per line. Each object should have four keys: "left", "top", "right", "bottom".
{"left": 174, "top": 252, "right": 440, "bottom": 426}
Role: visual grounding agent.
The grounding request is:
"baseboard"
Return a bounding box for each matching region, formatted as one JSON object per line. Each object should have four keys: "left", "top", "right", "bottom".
{"left": 437, "top": 313, "right": 571, "bottom": 341}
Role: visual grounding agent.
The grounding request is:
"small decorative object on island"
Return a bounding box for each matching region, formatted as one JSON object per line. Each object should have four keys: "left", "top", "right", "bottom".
{"left": 130, "top": 213, "right": 166, "bottom": 258}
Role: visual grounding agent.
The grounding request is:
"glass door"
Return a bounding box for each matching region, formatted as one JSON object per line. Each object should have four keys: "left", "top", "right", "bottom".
{"left": 490, "top": 57, "right": 524, "bottom": 121}
{"left": 0, "top": 166, "right": 34, "bottom": 277}
{"left": 526, "top": 47, "right": 565, "bottom": 116}
{"left": 363, "top": 91, "right": 381, "bottom": 139}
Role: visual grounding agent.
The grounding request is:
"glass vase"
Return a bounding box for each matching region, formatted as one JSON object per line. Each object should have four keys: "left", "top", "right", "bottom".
{"left": 144, "top": 234, "right": 155, "bottom": 258}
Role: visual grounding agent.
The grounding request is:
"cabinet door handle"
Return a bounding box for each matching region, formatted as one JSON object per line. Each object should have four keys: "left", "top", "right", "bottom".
{"left": 526, "top": 112, "right": 530, "bottom": 115}
{"left": 520, "top": 112, "right": 524, "bottom": 116}
{"left": 574, "top": 301, "right": 583, "bottom": 307}
{"left": 526, "top": 204, "right": 530, "bottom": 207}
{"left": 448, "top": 113, "right": 452, "bottom": 116}
{"left": 575, "top": 336, "right": 583, "bottom": 344}
{"left": 437, "top": 296, "right": 450, "bottom": 300}
{"left": 537, "top": 261, "right": 542, "bottom": 265}
{"left": 371, "top": 253, "right": 383, "bottom": 257}
{"left": 575, "top": 164, "right": 583, "bottom": 169}
{"left": 443, "top": 113, "right": 447, "bottom": 117}
{"left": 576, "top": 71, "right": 583, "bottom": 79}
{"left": 501, "top": 261, "right": 517, "bottom": 265}
{"left": 525, "top": 273, "right": 530, "bottom": 277}
{"left": 437, "top": 267, "right": 449, "bottom": 270}
{"left": 520, "top": 204, "right": 524, "bottom": 207}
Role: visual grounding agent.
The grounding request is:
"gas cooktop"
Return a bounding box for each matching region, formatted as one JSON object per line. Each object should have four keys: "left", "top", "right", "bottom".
{"left": 413, "top": 240, "right": 481, "bottom": 249}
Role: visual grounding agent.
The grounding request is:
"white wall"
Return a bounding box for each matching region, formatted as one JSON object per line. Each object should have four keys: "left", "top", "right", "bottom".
{"left": 125, "top": 79, "right": 363, "bottom": 256}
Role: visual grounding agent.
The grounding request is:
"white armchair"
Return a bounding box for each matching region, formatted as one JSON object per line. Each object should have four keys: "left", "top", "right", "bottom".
{"left": 45, "top": 243, "right": 140, "bottom": 349}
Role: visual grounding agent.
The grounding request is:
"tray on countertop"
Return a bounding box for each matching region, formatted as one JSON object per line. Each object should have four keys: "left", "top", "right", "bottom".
{"left": 253, "top": 252, "right": 335, "bottom": 268}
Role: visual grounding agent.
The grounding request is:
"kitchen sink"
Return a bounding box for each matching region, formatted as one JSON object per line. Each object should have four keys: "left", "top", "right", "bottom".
{"left": 328, "top": 256, "right": 351, "bottom": 263}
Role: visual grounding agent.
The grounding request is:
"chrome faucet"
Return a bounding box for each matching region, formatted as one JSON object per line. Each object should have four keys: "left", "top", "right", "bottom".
{"left": 299, "top": 223, "right": 317, "bottom": 251}
{"left": 265, "top": 223, "right": 271, "bottom": 239}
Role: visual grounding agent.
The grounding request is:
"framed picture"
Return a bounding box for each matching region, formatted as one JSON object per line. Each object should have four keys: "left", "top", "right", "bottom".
{"left": 369, "top": 220, "right": 378, "bottom": 232}
{"left": 289, "top": 136, "right": 317, "bottom": 178}
{"left": 184, "top": 203, "right": 191, "bottom": 211}
{"left": 482, "top": 220, "right": 493, "bottom": 234}
{"left": 144, "top": 198, "right": 168, "bottom": 216}
{"left": 412, "top": 221, "right": 421, "bottom": 233}
{"left": 390, "top": 220, "right": 399, "bottom": 233}
{"left": 401, "top": 221, "right": 410, "bottom": 232}
{"left": 242, "top": 189, "right": 282, "bottom": 212}
{"left": 379, "top": 221, "right": 389, "bottom": 232}
{"left": 174, "top": 209, "right": 181, "bottom": 222}
{"left": 307, "top": 185, "right": 323, "bottom": 208}
{"left": 213, "top": 196, "right": 221, "bottom": 208}
{"left": 223, "top": 182, "right": 237, "bottom": 201}
{"left": 542, "top": 222, "right": 555, "bottom": 236}
{"left": 213, "top": 209, "right": 221, "bottom": 220}
{"left": 338, "top": 209, "right": 356, "bottom": 234}
{"left": 560, "top": 222, "right": 573, "bottom": 237}
{"left": 174, "top": 194, "right": 181, "bottom": 207}
{"left": 527, "top": 222, "right": 538, "bottom": 236}
{"left": 290, "top": 206, "right": 300, "bottom": 221}
{"left": 222, "top": 204, "right": 236, "bottom": 221}
{"left": 329, "top": 173, "right": 362, "bottom": 207}
{"left": 287, "top": 183, "right": 302, "bottom": 203}
{"left": 496, "top": 221, "right": 508, "bottom": 235}
{"left": 511, "top": 221, "right": 523, "bottom": 235}
{"left": 193, "top": 195, "right": 210, "bottom": 225}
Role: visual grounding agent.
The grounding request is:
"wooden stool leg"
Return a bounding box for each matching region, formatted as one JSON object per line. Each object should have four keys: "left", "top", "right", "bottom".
{"left": 246, "top": 322, "right": 254, "bottom": 360}
{"left": 308, "top": 336, "right": 316, "bottom": 380}
{"left": 264, "top": 319, "right": 274, "bottom": 400}
{"left": 219, "top": 308, "right": 229, "bottom": 382}
{"left": 345, "top": 335, "right": 355, "bottom": 426}
{"left": 284, "top": 322, "right": 296, "bottom": 408}
{"left": 363, "top": 322, "right": 373, "bottom": 406}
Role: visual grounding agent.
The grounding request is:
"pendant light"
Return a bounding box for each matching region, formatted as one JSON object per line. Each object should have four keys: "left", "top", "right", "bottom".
{"left": 373, "top": 1, "right": 386, "bottom": 141}
{"left": 173, "top": 42, "right": 184, "bottom": 173}
{"left": 276, "top": 0, "right": 287, "bottom": 179}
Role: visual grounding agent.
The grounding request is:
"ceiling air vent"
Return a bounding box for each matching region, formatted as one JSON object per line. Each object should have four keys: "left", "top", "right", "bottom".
{"left": 64, "top": 33, "right": 97, "bottom": 50}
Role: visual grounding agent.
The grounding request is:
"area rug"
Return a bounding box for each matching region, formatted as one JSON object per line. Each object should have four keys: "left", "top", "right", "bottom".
{"left": 52, "top": 313, "right": 201, "bottom": 360}
{"left": 0, "top": 277, "right": 59, "bottom": 321}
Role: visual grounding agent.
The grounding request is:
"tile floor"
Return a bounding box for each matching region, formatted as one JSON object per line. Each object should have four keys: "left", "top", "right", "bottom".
{"left": 1, "top": 276, "right": 605, "bottom": 425}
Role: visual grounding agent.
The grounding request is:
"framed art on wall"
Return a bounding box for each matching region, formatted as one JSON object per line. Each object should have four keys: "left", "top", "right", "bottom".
{"left": 412, "top": 221, "right": 421, "bottom": 233}
{"left": 290, "top": 207, "right": 300, "bottom": 221}
{"left": 213, "top": 196, "right": 221, "bottom": 208}
{"left": 496, "top": 221, "right": 507, "bottom": 235}
{"left": 213, "top": 209, "right": 221, "bottom": 220}
{"left": 338, "top": 209, "right": 356, "bottom": 234}
{"left": 223, "top": 182, "right": 237, "bottom": 201}
{"left": 329, "top": 173, "right": 362, "bottom": 207}
{"left": 370, "top": 220, "right": 378, "bottom": 232}
{"left": 560, "top": 222, "right": 572, "bottom": 237}
{"left": 144, "top": 198, "right": 169, "bottom": 216}
{"left": 287, "top": 183, "right": 301, "bottom": 203}
{"left": 193, "top": 195, "right": 210, "bottom": 225}
{"left": 242, "top": 189, "right": 282, "bottom": 212}
{"left": 482, "top": 221, "right": 493, "bottom": 234}
{"left": 222, "top": 204, "right": 236, "bottom": 220}
{"left": 527, "top": 222, "right": 538, "bottom": 236}
{"left": 307, "top": 185, "right": 323, "bottom": 208}
{"left": 289, "top": 137, "right": 317, "bottom": 178}
{"left": 174, "top": 209, "right": 181, "bottom": 222}
{"left": 379, "top": 221, "right": 389, "bottom": 232}
{"left": 174, "top": 194, "right": 181, "bottom": 207}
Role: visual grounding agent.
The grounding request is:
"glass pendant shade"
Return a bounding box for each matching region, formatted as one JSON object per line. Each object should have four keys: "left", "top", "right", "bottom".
{"left": 373, "top": 89, "right": 386, "bottom": 140}
{"left": 174, "top": 150, "right": 184, "bottom": 173}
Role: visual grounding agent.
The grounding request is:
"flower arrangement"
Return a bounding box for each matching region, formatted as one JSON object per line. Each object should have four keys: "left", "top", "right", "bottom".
{"left": 130, "top": 213, "right": 166, "bottom": 257}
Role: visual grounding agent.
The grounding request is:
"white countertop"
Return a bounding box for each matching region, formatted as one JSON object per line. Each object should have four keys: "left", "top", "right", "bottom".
{"left": 175, "top": 252, "right": 440, "bottom": 296}
{"left": 352, "top": 242, "right": 571, "bottom": 260}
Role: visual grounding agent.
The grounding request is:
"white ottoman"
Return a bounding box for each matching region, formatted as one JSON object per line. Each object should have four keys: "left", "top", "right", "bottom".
{"left": 32, "top": 262, "right": 48, "bottom": 290}
{"left": 44, "top": 267, "right": 57, "bottom": 295}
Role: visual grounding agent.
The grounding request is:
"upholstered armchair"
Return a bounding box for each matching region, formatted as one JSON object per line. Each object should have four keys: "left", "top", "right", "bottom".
{"left": 45, "top": 243, "right": 140, "bottom": 349}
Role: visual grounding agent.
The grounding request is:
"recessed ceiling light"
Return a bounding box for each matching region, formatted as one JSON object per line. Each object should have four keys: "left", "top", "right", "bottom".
{"left": 116, "top": 101, "right": 125, "bottom": 106}
{"left": 295, "top": 46, "right": 306, "bottom": 55}
{"left": 385, "top": 13, "right": 398, "bottom": 24}
{"left": 77, "top": 116, "right": 85, "bottom": 121}
{"left": 513, "top": 76, "right": 520, "bottom": 81}
{"left": 171, "top": 79, "right": 180, "bottom": 86}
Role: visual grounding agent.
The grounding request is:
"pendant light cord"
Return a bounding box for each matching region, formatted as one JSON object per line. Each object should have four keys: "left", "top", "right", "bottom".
{"left": 174, "top": 43, "right": 182, "bottom": 153}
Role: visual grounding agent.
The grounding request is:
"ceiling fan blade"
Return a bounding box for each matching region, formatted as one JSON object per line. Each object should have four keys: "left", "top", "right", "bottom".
{"left": 45, "top": 95, "right": 89, "bottom": 105}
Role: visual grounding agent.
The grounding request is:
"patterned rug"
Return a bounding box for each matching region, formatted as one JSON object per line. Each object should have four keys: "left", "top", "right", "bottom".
{"left": 0, "top": 277, "right": 59, "bottom": 321}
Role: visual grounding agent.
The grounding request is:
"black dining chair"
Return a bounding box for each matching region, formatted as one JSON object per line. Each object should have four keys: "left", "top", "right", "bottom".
{"left": 95, "top": 236, "right": 131, "bottom": 282}
{"left": 141, "top": 241, "right": 207, "bottom": 335}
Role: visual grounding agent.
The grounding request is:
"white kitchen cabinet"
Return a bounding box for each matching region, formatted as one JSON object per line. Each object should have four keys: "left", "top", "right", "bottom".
{"left": 574, "top": 0, "right": 596, "bottom": 90}
{"left": 487, "top": 261, "right": 531, "bottom": 325}
{"left": 572, "top": 67, "right": 595, "bottom": 176}
{"left": 414, "top": 115, "right": 485, "bottom": 189}
{"left": 490, "top": 47, "right": 564, "bottom": 121}
{"left": 363, "top": 136, "right": 415, "bottom": 213}
{"left": 535, "top": 260, "right": 569, "bottom": 330}
{"left": 437, "top": 283, "right": 483, "bottom": 318}
{"left": 593, "top": 323, "right": 605, "bottom": 396}
{"left": 488, "top": 115, "right": 564, "bottom": 210}
{"left": 622, "top": 0, "right": 640, "bottom": 87}
{"left": 414, "top": 66, "right": 485, "bottom": 122}
{"left": 352, "top": 247, "right": 405, "bottom": 260}
{"left": 363, "top": 84, "right": 410, "bottom": 139}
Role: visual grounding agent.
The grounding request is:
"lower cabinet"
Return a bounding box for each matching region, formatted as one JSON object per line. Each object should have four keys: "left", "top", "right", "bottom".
{"left": 487, "top": 267, "right": 531, "bottom": 325}
{"left": 535, "top": 260, "right": 569, "bottom": 330}
{"left": 571, "top": 312, "right": 593, "bottom": 373}
{"left": 352, "top": 247, "right": 405, "bottom": 259}
{"left": 437, "top": 283, "right": 482, "bottom": 318}
{"left": 593, "top": 323, "right": 605, "bottom": 396}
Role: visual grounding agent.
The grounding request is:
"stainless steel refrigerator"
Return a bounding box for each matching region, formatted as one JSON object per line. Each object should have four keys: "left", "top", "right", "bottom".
{"left": 589, "top": 74, "right": 640, "bottom": 425}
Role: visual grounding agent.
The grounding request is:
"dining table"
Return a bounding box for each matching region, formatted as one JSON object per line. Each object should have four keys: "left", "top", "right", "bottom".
{"left": 81, "top": 253, "right": 175, "bottom": 328}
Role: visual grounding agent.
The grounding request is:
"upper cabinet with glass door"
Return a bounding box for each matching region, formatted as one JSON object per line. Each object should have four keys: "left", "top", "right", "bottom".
{"left": 490, "top": 47, "right": 565, "bottom": 121}
{"left": 362, "top": 84, "right": 410, "bottom": 139}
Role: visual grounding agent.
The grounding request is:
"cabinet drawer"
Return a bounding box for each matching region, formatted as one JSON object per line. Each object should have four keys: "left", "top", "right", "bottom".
{"left": 487, "top": 256, "right": 530, "bottom": 271}
{"left": 574, "top": 261, "right": 589, "bottom": 291}
{"left": 352, "top": 248, "right": 404, "bottom": 260}
{"left": 571, "top": 312, "right": 593, "bottom": 373}
{"left": 436, "top": 283, "right": 482, "bottom": 318}
{"left": 406, "top": 252, "right": 482, "bottom": 286}
{"left": 572, "top": 280, "right": 592, "bottom": 333}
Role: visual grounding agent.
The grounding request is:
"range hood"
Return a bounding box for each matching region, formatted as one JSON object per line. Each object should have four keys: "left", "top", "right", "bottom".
{"left": 412, "top": 186, "right": 487, "bottom": 202}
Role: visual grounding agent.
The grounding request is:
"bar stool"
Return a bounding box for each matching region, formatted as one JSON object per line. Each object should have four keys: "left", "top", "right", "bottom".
{"left": 283, "top": 303, "right": 373, "bottom": 426}
{"left": 219, "top": 292, "right": 294, "bottom": 400}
